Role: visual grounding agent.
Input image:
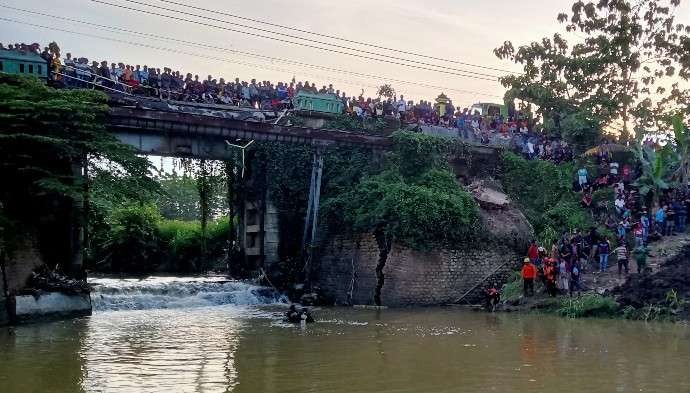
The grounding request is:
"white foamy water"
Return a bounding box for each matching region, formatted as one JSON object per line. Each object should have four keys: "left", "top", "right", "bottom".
{"left": 89, "top": 276, "right": 285, "bottom": 311}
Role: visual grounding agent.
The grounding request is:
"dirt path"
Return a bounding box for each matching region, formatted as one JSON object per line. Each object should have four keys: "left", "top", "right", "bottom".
{"left": 582, "top": 232, "right": 690, "bottom": 295}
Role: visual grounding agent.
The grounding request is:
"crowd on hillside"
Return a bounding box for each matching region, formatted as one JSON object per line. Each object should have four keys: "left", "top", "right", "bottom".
{"left": 506, "top": 150, "right": 690, "bottom": 305}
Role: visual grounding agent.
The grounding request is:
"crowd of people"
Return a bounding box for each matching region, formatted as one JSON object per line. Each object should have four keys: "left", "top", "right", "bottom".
{"left": 3, "top": 41, "right": 577, "bottom": 162}
{"left": 510, "top": 148, "right": 690, "bottom": 303}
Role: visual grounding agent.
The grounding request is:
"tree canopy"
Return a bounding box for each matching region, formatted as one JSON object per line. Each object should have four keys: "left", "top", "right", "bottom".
{"left": 495, "top": 0, "right": 690, "bottom": 145}
{"left": 323, "top": 132, "right": 481, "bottom": 250}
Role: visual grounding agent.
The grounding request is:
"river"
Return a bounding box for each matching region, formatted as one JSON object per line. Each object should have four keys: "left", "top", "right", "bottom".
{"left": 1, "top": 276, "right": 689, "bottom": 393}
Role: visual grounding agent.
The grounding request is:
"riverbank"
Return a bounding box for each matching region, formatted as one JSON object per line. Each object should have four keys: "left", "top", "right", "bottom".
{"left": 495, "top": 232, "right": 690, "bottom": 321}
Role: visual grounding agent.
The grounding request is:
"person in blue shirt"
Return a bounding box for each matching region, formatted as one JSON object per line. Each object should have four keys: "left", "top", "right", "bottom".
{"left": 577, "top": 167, "right": 588, "bottom": 189}
{"left": 655, "top": 206, "right": 666, "bottom": 235}
{"left": 598, "top": 239, "right": 610, "bottom": 272}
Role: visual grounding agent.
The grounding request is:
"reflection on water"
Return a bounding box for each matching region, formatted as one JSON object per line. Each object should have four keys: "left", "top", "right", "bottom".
{"left": 80, "top": 307, "right": 247, "bottom": 393}
{"left": 1, "top": 306, "right": 690, "bottom": 392}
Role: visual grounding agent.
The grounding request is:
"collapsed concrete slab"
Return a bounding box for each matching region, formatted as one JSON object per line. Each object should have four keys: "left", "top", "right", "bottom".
{"left": 9, "top": 292, "right": 92, "bottom": 324}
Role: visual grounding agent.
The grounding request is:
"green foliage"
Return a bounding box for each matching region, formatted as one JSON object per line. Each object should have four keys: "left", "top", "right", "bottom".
{"left": 670, "top": 114, "right": 689, "bottom": 188}
{"left": 542, "top": 199, "right": 593, "bottom": 235}
{"left": 623, "top": 289, "right": 686, "bottom": 322}
{"left": 501, "top": 152, "right": 593, "bottom": 244}
{"left": 592, "top": 187, "right": 614, "bottom": 206}
{"left": 495, "top": 0, "right": 690, "bottom": 142}
{"left": 94, "top": 202, "right": 231, "bottom": 273}
{"left": 155, "top": 173, "right": 202, "bottom": 220}
{"left": 501, "top": 271, "right": 525, "bottom": 302}
{"left": 0, "top": 74, "right": 156, "bottom": 269}
{"left": 324, "top": 114, "right": 387, "bottom": 133}
{"left": 633, "top": 145, "right": 675, "bottom": 207}
{"left": 157, "top": 217, "right": 230, "bottom": 272}
{"left": 0, "top": 74, "right": 154, "bottom": 205}
{"left": 325, "top": 132, "right": 481, "bottom": 250}
{"left": 501, "top": 151, "right": 591, "bottom": 243}
{"left": 103, "top": 203, "right": 162, "bottom": 272}
{"left": 377, "top": 84, "right": 396, "bottom": 100}
{"left": 558, "top": 294, "right": 620, "bottom": 318}
{"left": 391, "top": 131, "right": 452, "bottom": 178}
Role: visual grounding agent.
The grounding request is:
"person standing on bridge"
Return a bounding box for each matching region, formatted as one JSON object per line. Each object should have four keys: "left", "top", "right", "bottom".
{"left": 396, "top": 95, "right": 407, "bottom": 121}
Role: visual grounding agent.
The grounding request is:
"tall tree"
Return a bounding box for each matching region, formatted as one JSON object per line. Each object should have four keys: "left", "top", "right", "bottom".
{"left": 0, "top": 74, "right": 155, "bottom": 272}
{"left": 495, "top": 0, "right": 690, "bottom": 146}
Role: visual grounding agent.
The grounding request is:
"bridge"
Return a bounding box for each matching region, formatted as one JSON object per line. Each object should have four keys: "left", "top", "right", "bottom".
{"left": 107, "top": 105, "right": 392, "bottom": 160}
{"left": 103, "top": 98, "right": 505, "bottom": 277}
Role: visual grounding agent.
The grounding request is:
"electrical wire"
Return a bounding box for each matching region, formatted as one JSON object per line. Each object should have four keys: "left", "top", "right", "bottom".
{"left": 151, "top": 0, "right": 519, "bottom": 75}
{"left": 102, "top": 0, "right": 504, "bottom": 79}
{"left": 0, "top": 17, "right": 402, "bottom": 94}
{"left": 101, "top": 0, "right": 500, "bottom": 78}
{"left": 87, "top": 0, "right": 500, "bottom": 82}
{"left": 0, "top": 5, "right": 501, "bottom": 98}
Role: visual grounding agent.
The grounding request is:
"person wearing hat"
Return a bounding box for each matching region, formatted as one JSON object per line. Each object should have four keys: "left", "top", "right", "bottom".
{"left": 521, "top": 257, "right": 537, "bottom": 297}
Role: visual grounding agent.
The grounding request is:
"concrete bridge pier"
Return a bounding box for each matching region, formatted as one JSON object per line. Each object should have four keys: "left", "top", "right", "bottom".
{"left": 301, "top": 145, "right": 327, "bottom": 287}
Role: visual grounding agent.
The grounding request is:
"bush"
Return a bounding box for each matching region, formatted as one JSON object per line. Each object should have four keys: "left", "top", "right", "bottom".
{"left": 501, "top": 271, "right": 524, "bottom": 302}
{"left": 157, "top": 217, "right": 231, "bottom": 272}
{"left": 557, "top": 294, "right": 619, "bottom": 318}
{"left": 104, "top": 203, "right": 162, "bottom": 272}
{"left": 501, "top": 152, "right": 592, "bottom": 238}
{"left": 322, "top": 132, "right": 482, "bottom": 250}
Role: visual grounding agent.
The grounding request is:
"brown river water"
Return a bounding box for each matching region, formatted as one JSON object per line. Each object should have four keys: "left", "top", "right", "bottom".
{"left": 1, "top": 277, "right": 689, "bottom": 393}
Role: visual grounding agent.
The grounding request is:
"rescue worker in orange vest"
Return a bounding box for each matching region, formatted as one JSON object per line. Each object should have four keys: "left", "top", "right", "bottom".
{"left": 542, "top": 258, "right": 558, "bottom": 297}
{"left": 521, "top": 257, "right": 536, "bottom": 297}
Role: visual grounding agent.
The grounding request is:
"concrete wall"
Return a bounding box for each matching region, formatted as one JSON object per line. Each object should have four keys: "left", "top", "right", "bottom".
{"left": 316, "top": 235, "right": 520, "bottom": 307}
{"left": 11, "top": 293, "right": 92, "bottom": 324}
{"left": 3, "top": 236, "right": 44, "bottom": 294}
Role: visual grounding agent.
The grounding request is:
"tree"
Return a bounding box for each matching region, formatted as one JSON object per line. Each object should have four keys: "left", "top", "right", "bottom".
{"left": 670, "top": 114, "right": 690, "bottom": 188}
{"left": 0, "top": 74, "right": 156, "bottom": 271}
{"left": 633, "top": 145, "right": 674, "bottom": 207}
{"left": 155, "top": 173, "right": 201, "bottom": 220}
{"left": 495, "top": 0, "right": 690, "bottom": 146}
{"left": 377, "top": 84, "right": 396, "bottom": 100}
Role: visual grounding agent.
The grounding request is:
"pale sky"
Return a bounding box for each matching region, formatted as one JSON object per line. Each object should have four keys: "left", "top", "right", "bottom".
{"left": 2, "top": 0, "right": 690, "bottom": 107}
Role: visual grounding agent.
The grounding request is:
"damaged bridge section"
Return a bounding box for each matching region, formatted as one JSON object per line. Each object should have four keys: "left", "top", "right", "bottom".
{"left": 107, "top": 106, "right": 392, "bottom": 159}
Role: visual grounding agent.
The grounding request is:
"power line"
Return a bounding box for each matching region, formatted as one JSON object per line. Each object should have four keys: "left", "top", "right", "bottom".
{"left": 0, "top": 5, "right": 501, "bottom": 98}
{"left": 105, "top": 0, "right": 504, "bottom": 79}
{"left": 148, "top": 0, "right": 519, "bottom": 75}
{"left": 1, "top": 17, "right": 501, "bottom": 101}
{"left": 88, "top": 0, "right": 500, "bottom": 82}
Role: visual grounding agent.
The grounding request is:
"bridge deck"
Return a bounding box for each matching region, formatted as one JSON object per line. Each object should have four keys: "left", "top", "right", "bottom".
{"left": 107, "top": 106, "right": 392, "bottom": 159}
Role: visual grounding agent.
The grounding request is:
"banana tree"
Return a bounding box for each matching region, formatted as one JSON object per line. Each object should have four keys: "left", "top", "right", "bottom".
{"left": 633, "top": 146, "right": 674, "bottom": 209}
{"left": 671, "top": 114, "right": 690, "bottom": 191}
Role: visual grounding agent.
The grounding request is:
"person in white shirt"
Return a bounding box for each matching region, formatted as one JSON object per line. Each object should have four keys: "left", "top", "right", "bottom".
{"left": 610, "top": 161, "right": 619, "bottom": 179}
{"left": 615, "top": 195, "right": 626, "bottom": 215}
{"left": 396, "top": 95, "right": 407, "bottom": 121}
{"left": 527, "top": 140, "right": 535, "bottom": 160}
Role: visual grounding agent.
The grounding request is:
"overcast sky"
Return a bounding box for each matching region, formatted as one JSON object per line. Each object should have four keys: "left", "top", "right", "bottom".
{"left": 2, "top": 0, "right": 690, "bottom": 107}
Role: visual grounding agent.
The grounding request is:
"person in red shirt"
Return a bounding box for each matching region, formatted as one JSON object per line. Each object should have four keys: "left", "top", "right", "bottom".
{"left": 527, "top": 240, "right": 539, "bottom": 262}
{"left": 521, "top": 258, "right": 536, "bottom": 297}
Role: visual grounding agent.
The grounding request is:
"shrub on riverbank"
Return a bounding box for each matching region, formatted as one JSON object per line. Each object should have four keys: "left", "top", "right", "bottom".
{"left": 93, "top": 203, "right": 230, "bottom": 273}
{"left": 323, "top": 131, "right": 481, "bottom": 250}
{"left": 557, "top": 294, "right": 620, "bottom": 318}
{"left": 500, "top": 152, "right": 593, "bottom": 245}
